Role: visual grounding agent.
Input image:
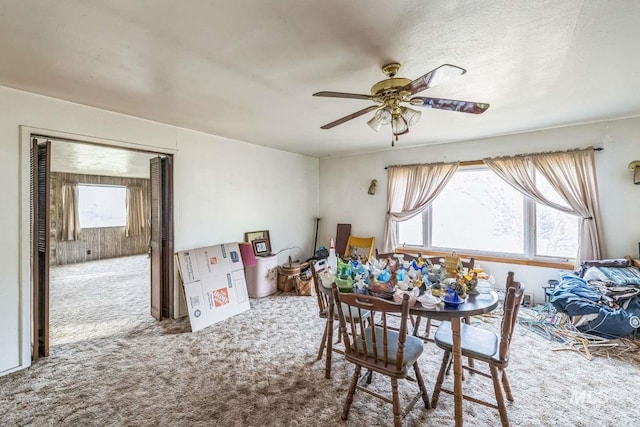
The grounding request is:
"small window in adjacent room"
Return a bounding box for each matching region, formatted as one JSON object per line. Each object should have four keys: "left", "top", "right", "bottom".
{"left": 78, "top": 184, "right": 127, "bottom": 228}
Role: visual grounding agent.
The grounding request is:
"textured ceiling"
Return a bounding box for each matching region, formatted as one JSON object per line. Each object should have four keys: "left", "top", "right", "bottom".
{"left": 2, "top": 1, "right": 640, "bottom": 158}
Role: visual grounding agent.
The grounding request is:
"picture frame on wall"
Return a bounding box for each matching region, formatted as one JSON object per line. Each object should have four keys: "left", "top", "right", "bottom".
{"left": 244, "top": 230, "right": 271, "bottom": 253}
{"left": 252, "top": 238, "right": 270, "bottom": 256}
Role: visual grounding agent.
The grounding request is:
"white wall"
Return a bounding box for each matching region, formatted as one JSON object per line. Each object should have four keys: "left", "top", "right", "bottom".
{"left": 319, "top": 117, "right": 640, "bottom": 303}
{"left": 0, "top": 85, "right": 318, "bottom": 376}
{"left": 173, "top": 128, "right": 318, "bottom": 259}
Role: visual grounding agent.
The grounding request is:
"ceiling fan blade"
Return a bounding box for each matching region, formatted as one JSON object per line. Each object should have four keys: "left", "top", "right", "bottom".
{"left": 410, "top": 97, "right": 490, "bottom": 114}
{"left": 403, "top": 64, "right": 466, "bottom": 95}
{"left": 313, "top": 91, "right": 374, "bottom": 100}
{"left": 320, "top": 105, "right": 379, "bottom": 129}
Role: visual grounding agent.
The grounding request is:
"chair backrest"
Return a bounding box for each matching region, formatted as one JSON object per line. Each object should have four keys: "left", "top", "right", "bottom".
{"left": 332, "top": 284, "right": 410, "bottom": 372}
{"left": 310, "top": 259, "right": 331, "bottom": 317}
{"left": 498, "top": 280, "right": 525, "bottom": 363}
{"left": 424, "top": 255, "right": 475, "bottom": 273}
{"left": 506, "top": 271, "right": 515, "bottom": 289}
{"left": 381, "top": 253, "right": 474, "bottom": 272}
{"left": 343, "top": 235, "right": 375, "bottom": 261}
{"left": 374, "top": 249, "right": 418, "bottom": 262}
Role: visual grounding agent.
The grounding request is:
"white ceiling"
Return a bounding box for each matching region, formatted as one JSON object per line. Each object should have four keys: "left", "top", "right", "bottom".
{"left": 3, "top": 1, "right": 640, "bottom": 158}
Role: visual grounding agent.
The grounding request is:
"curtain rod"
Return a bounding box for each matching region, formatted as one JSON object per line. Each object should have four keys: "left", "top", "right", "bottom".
{"left": 384, "top": 147, "right": 603, "bottom": 169}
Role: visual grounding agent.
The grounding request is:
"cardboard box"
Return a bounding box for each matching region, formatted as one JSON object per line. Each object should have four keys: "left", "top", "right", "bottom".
{"left": 183, "top": 281, "right": 209, "bottom": 332}
{"left": 176, "top": 242, "right": 250, "bottom": 332}
{"left": 176, "top": 242, "right": 244, "bottom": 284}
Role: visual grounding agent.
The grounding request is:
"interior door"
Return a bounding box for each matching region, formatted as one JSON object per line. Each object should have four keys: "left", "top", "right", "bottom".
{"left": 149, "top": 156, "right": 174, "bottom": 320}
{"left": 32, "top": 137, "right": 50, "bottom": 359}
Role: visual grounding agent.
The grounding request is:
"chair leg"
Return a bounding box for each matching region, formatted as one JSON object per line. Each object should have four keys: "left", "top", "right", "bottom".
{"left": 463, "top": 316, "right": 474, "bottom": 369}
{"left": 316, "top": 320, "right": 328, "bottom": 361}
{"left": 334, "top": 322, "right": 343, "bottom": 344}
{"left": 501, "top": 369, "right": 514, "bottom": 402}
{"left": 324, "top": 319, "right": 333, "bottom": 379}
{"left": 391, "top": 377, "right": 401, "bottom": 427}
{"left": 342, "top": 365, "right": 361, "bottom": 421}
{"left": 490, "top": 365, "right": 510, "bottom": 427}
{"left": 412, "top": 361, "right": 431, "bottom": 409}
{"left": 431, "top": 350, "right": 451, "bottom": 408}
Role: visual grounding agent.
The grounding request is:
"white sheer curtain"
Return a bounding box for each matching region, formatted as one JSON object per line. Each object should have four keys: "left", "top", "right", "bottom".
{"left": 126, "top": 186, "right": 146, "bottom": 237}
{"left": 484, "top": 148, "right": 604, "bottom": 265}
{"left": 60, "top": 183, "right": 80, "bottom": 241}
{"left": 383, "top": 162, "right": 459, "bottom": 252}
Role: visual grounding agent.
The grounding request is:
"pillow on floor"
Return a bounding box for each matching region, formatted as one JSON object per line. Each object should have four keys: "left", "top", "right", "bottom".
{"left": 582, "top": 266, "right": 610, "bottom": 283}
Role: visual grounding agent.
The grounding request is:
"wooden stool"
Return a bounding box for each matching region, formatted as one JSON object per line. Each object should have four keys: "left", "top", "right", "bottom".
{"left": 278, "top": 257, "right": 301, "bottom": 292}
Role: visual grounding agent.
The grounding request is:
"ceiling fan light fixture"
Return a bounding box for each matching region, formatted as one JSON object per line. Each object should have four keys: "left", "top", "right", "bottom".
{"left": 367, "top": 114, "right": 383, "bottom": 132}
{"left": 378, "top": 107, "right": 392, "bottom": 125}
{"left": 401, "top": 107, "right": 421, "bottom": 126}
{"left": 391, "top": 115, "right": 408, "bottom": 135}
{"left": 367, "top": 107, "right": 393, "bottom": 132}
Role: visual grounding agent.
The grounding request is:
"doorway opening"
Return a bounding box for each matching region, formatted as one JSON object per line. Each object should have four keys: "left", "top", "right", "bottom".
{"left": 31, "top": 136, "right": 175, "bottom": 360}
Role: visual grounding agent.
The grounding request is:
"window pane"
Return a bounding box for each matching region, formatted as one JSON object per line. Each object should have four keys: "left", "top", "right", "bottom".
{"left": 431, "top": 169, "right": 524, "bottom": 254}
{"left": 535, "top": 173, "right": 579, "bottom": 258}
{"left": 78, "top": 185, "right": 127, "bottom": 228}
{"left": 398, "top": 214, "right": 423, "bottom": 246}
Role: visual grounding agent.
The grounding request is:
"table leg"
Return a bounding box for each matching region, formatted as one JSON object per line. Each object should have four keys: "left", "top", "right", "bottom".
{"left": 412, "top": 315, "right": 422, "bottom": 336}
{"left": 451, "top": 317, "right": 463, "bottom": 427}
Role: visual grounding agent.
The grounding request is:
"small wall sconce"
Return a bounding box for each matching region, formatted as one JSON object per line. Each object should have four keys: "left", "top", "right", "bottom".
{"left": 367, "top": 179, "right": 378, "bottom": 195}
{"left": 629, "top": 161, "right": 640, "bottom": 185}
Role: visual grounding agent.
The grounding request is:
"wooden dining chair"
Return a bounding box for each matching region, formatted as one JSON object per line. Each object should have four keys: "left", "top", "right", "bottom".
{"left": 332, "top": 285, "right": 430, "bottom": 427}
{"left": 310, "top": 259, "right": 370, "bottom": 379}
{"left": 343, "top": 235, "right": 375, "bottom": 261}
{"left": 431, "top": 278, "right": 525, "bottom": 427}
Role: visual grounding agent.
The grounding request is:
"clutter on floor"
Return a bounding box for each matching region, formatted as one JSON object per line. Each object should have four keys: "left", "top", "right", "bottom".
{"left": 517, "top": 303, "right": 640, "bottom": 362}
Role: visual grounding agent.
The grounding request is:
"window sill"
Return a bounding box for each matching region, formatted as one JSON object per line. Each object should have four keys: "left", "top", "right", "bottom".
{"left": 394, "top": 248, "right": 575, "bottom": 270}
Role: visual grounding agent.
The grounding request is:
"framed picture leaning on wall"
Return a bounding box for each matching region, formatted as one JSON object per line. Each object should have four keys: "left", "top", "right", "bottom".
{"left": 252, "top": 239, "right": 270, "bottom": 256}
{"left": 245, "top": 230, "right": 271, "bottom": 255}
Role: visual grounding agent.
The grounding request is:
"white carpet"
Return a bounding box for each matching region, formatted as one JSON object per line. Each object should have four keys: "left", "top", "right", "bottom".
{"left": 1, "top": 255, "right": 639, "bottom": 426}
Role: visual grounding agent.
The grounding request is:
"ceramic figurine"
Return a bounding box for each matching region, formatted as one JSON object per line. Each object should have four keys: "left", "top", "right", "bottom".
{"left": 466, "top": 272, "right": 479, "bottom": 294}
{"left": 452, "top": 280, "right": 467, "bottom": 300}
{"left": 431, "top": 282, "right": 445, "bottom": 297}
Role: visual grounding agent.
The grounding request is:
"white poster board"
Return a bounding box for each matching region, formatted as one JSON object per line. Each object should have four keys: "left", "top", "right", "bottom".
{"left": 176, "top": 242, "right": 250, "bottom": 332}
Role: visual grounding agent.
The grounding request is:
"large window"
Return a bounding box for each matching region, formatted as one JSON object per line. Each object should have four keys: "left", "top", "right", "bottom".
{"left": 534, "top": 173, "right": 580, "bottom": 258}
{"left": 78, "top": 185, "right": 127, "bottom": 228}
{"left": 397, "top": 166, "right": 580, "bottom": 261}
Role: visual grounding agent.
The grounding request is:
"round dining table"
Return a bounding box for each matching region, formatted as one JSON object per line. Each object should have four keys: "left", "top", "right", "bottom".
{"left": 410, "top": 291, "right": 499, "bottom": 427}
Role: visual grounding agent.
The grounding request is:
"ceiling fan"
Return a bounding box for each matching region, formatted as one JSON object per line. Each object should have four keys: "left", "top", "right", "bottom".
{"left": 313, "top": 63, "right": 490, "bottom": 146}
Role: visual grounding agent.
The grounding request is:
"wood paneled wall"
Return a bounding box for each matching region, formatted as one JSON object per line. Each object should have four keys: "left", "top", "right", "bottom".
{"left": 50, "top": 172, "right": 150, "bottom": 265}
